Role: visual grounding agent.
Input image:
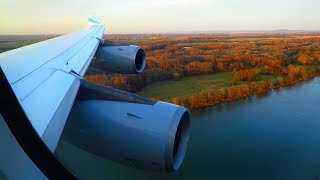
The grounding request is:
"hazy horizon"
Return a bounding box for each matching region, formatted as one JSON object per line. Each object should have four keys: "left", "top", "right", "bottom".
{"left": 1, "top": 29, "right": 320, "bottom": 36}
{"left": 1, "top": 0, "right": 320, "bottom": 35}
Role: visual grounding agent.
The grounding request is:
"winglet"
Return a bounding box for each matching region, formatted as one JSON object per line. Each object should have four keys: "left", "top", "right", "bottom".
{"left": 88, "top": 16, "right": 100, "bottom": 27}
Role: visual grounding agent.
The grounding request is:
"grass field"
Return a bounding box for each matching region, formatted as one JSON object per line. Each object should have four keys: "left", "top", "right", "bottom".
{"left": 137, "top": 72, "right": 284, "bottom": 101}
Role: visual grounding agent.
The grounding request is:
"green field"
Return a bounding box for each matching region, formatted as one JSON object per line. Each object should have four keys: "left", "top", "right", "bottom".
{"left": 137, "top": 72, "right": 284, "bottom": 101}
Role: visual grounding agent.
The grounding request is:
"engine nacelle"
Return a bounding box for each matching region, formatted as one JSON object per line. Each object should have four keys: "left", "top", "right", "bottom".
{"left": 62, "top": 100, "right": 190, "bottom": 172}
{"left": 94, "top": 44, "right": 146, "bottom": 74}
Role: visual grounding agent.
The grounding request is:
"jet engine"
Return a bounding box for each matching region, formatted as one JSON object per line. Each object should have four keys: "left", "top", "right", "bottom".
{"left": 94, "top": 40, "right": 146, "bottom": 74}
{"left": 61, "top": 39, "right": 191, "bottom": 173}
{"left": 61, "top": 80, "right": 191, "bottom": 172}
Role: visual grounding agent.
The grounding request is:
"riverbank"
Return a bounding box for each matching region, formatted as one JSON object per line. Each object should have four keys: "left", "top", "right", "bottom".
{"left": 182, "top": 75, "right": 318, "bottom": 109}
{"left": 137, "top": 68, "right": 320, "bottom": 109}
{"left": 137, "top": 71, "right": 285, "bottom": 100}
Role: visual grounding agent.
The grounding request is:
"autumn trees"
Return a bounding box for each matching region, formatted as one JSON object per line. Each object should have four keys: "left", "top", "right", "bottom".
{"left": 86, "top": 34, "right": 320, "bottom": 109}
{"left": 297, "top": 52, "right": 315, "bottom": 65}
{"left": 172, "top": 81, "right": 276, "bottom": 109}
{"left": 287, "top": 65, "right": 309, "bottom": 81}
{"left": 232, "top": 69, "right": 256, "bottom": 83}
{"left": 185, "top": 61, "right": 213, "bottom": 75}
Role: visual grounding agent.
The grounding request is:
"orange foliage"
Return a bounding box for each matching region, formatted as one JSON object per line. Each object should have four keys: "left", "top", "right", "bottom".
{"left": 232, "top": 69, "right": 256, "bottom": 83}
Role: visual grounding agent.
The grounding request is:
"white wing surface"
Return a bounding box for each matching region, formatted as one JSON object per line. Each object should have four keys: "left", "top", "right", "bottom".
{"left": 0, "top": 25, "right": 104, "bottom": 151}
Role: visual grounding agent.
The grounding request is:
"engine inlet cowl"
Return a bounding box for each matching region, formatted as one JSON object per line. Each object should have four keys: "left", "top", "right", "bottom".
{"left": 62, "top": 100, "right": 190, "bottom": 172}
{"left": 93, "top": 45, "right": 146, "bottom": 74}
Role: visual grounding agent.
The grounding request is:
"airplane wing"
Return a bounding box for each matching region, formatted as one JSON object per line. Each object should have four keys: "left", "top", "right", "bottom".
{"left": 0, "top": 22, "right": 104, "bottom": 152}
{"left": 0, "top": 17, "right": 190, "bottom": 179}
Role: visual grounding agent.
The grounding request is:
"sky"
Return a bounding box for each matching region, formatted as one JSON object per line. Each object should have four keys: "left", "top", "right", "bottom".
{"left": 1, "top": 0, "right": 320, "bottom": 34}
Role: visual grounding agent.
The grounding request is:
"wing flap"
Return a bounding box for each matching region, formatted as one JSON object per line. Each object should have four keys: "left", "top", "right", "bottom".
{"left": 21, "top": 70, "right": 80, "bottom": 151}
{"left": 21, "top": 71, "right": 77, "bottom": 136}
{"left": 12, "top": 68, "right": 56, "bottom": 101}
{"left": 67, "top": 38, "right": 100, "bottom": 75}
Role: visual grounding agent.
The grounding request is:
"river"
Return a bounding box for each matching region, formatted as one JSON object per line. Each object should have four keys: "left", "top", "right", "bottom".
{"left": 55, "top": 77, "right": 320, "bottom": 180}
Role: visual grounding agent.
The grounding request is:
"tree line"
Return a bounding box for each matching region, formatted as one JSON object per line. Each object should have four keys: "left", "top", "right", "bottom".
{"left": 85, "top": 34, "right": 320, "bottom": 108}
{"left": 172, "top": 69, "right": 319, "bottom": 109}
{"left": 87, "top": 34, "right": 320, "bottom": 93}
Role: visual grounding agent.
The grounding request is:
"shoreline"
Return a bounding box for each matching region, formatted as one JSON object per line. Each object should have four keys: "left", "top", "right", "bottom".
{"left": 171, "top": 74, "right": 319, "bottom": 110}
